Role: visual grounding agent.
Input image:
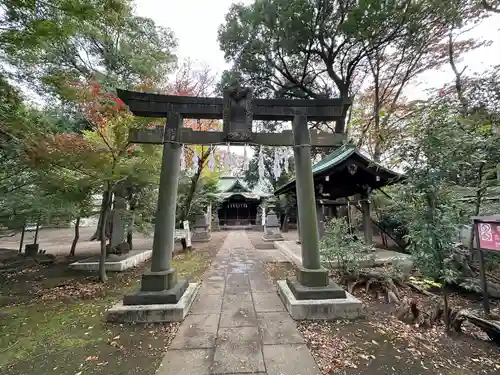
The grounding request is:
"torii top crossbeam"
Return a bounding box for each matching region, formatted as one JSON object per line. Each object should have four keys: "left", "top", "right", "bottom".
{"left": 117, "top": 87, "right": 352, "bottom": 147}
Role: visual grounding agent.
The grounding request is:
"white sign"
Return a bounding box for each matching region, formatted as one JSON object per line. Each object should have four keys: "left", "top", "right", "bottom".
{"left": 262, "top": 211, "right": 266, "bottom": 226}
{"left": 183, "top": 220, "right": 192, "bottom": 247}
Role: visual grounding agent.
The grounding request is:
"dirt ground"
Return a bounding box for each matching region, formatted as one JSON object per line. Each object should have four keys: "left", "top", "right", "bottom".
{"left": 265, "top": 262, "right": 500, "bottom": 375}
{"left": 0, "top": 231, "right": 228, "bottom": 375}
{"left": 0, "top": 227, "right": 154, "bottom": 256}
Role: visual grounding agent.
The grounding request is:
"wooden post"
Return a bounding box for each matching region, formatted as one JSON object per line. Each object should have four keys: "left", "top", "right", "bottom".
{"left": 474, "top": 221, "right": 490, "bottom": 316}
{"left": 19, "top": 223, "right": 26, "bottom": 253}
{"left": 361, "top": 190, "right": 373, "bottom": 245}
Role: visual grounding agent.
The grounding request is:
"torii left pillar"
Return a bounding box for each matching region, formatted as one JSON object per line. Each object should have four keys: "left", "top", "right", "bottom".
{"left": 123, "top": 112, "right": 188, "bottom": 305}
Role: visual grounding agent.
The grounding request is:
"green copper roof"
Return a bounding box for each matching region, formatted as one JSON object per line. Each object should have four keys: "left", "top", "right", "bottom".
{"left": 217, "top": 177, "right": 251, "bottom": 193}
{"left": 274, "top": 144, "right": 402, "bottom": 196}
{"left": 217, "top": 177, "right": 272, "bottom": 200}
{"left": 311, "top": 144, "right": 357, "bottom": 174}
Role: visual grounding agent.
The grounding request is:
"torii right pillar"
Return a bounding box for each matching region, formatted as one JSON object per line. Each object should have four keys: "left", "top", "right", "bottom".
{"left": 283, "top": 114, "right": 347, "bottom": 300}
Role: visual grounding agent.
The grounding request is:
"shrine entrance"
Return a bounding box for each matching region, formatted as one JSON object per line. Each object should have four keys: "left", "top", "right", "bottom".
{"left": 216, "top": 177, "right": 267, "bottom": 227}
{"left": 110, "top": 84, "right": 352, "bottom": 322}
{"left": 219, "top": 195, "right": 257, "bottom": 226}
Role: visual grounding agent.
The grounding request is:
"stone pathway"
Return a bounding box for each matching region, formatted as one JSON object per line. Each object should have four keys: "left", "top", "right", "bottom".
{"left": 156, "top": 231, "right": 320, "bottom": 375}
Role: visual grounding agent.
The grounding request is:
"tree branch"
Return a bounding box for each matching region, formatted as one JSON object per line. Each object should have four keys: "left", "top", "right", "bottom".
{"left": 481, "top": 0, "right": 500, "bottom": 13}
{"left": 448, "top": 32, "right": 468, "bottom": 113}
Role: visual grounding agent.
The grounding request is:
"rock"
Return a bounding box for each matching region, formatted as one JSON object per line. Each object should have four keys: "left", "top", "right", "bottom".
{"left": 106, "top": 242, "right": 131, "bottom": 256}
{"left": 462, "top": 278, "right": 500, "bottom": 298}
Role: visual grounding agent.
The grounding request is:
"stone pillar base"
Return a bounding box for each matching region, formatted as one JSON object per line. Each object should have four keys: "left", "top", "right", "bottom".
{"left": 296, "top": 266, "right": 330, "bottom": 287}
{"left": 191, "top": 232, "right": 212, "bottom": 242}
{"left": 262, "top": 234, "right": 284, "bottom": 242}
{"left": 286, "top": 278, "right": 346, "bottom": 300}
{"left": 285, "top": 265, "right": 347, "bottom": 300}
{"left": 107, "top": 283, "right": 200, "bottom": 323}
{"left": 123, "top": 268, "right": 189, "bottom": 305}
{"left": 278, "top": 280, "right": 362, "bottom": 320}
{"left": 263, "top": 226, "right": 283, "bottom": 241}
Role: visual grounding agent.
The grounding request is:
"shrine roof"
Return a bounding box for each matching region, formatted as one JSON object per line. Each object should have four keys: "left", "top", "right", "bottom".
{"left": 217, "top": 176, "right": 271, "bottom": 200}
{"left": 218, "top": 177, "right": 251, "bottom": 193}
{"left": 274, "top": 144, "right": 403, "bottom": 197}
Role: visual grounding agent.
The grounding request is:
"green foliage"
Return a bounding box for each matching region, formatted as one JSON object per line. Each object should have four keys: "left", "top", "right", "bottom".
{"left": 0, "top": 0, "right": 177, "bottom": 98}
{"left": 392, "top": 71, "right": 500, "bottom": 283}
{"left": 176, "top": 172, "right": 221, "bottom": 225}
{"left": 320, "top": 217, "right": 374, "bottom": 278}
{"left": 217, "top": 0, "right": 482, "bottom": 103}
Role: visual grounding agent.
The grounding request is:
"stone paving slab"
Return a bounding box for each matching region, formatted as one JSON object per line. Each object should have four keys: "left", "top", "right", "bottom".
{"left": 157, "top": 348, "right": 213, "bottom": 375}
{"left": 170, "top": 313, "right": 219, "bottom": 349}
{"left": 258, "top": 312, "right": 305, "bottom": 345}
{"left": 220, "top": 293, "right": 257, "bottom": 327}
{"left": 263, "top": 344, "right": 320, "bottom": 375}
{"left": 213, "top": 326, "right": 265, "bottom": 374}
{"left": 191, "top": 293, "right": 223, "bottom": 314}
{"left": 250, "top": 278, "right": 275, "bottom": 293}
{"left": 155, "top": 231, "right": 321, "bottom": 375}
{"left": 253, "top": 292, "right": 286, "bottom": 313}
{"left": 199, "top": 280, "right": 225, "bottom": 296}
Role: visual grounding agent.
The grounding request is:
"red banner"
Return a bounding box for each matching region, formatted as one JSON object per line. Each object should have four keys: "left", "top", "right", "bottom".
{"left": 476, "top": 221, "right": 500, "bottom": 252}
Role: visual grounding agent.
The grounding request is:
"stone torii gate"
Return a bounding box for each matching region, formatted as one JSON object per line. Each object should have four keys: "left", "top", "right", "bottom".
{"left": 108, "top": 86, "right": 352, "bottom": 322}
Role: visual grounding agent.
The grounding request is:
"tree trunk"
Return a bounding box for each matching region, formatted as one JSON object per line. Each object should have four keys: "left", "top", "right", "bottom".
{"left": 18, "top": 223, "right": 25, "bottom": 253}
{"left": 127, "top": 231, "right": 133, "bottom": 250}
{"left": 98, "top": 191, "right": 110, "bottom": 282}
{"left": 33, "top": 220, "right": 40, "bottom": 244}
{"left": 90, "top": 191, "right": 110, "bottom": 241}
{"left": 70, "top": 217, "right": 80, "bottom": 256}
{"left": 443, "top": 285, "right": 450, "bottom": 332}
{"left": 282, "top": 214, "right": 289, "bottom": 232}
{"left": 182, "top": 150, "right": 210, "bottom": 221}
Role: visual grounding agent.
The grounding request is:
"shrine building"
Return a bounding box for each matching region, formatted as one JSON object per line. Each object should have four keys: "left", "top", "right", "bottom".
{"left": 216, "top": 177, "right": 271, "bottom": 227}
{"left": 274, "top": 144, "right": 403, "bottom": 244}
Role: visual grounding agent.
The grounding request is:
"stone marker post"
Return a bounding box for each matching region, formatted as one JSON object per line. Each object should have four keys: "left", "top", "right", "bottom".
{"left": 123, "top": 112, "right": 188, "bottom": 305}
{"left": 192, "top": 213, "right": 212, "bottom": 242}
{"left": 110, "top": 196, "right": 127, "bottom": 245}
{"left": 262, "top": 209, "right": 284, "bottom": 241}
{"left": 211, "top": 214, "right": 220, "bottom": 232}
{"left": 183, "top": 220, "right": 192, "bottom": 248}
{"left": 289, "top": 114, "right": 346, "bottom": 299}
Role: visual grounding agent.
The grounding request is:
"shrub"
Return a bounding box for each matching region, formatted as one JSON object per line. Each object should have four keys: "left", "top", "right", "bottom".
{"left": 320, "top": 217, "right": 375, "bottom": 280}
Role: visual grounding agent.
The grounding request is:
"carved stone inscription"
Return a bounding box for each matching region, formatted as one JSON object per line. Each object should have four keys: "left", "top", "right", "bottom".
{"left": 223, "top": 86, "right": 253, "bottom": 142}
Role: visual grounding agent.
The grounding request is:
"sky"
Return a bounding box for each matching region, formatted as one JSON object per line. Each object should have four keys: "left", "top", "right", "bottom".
{"left": 134, "top": 0, "right": 500, "bottom": 161}
{"left": 134, "top": 0, "right": 500, "bottom": 100}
